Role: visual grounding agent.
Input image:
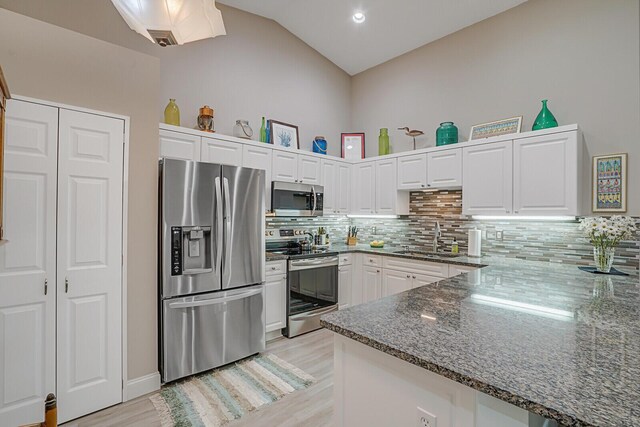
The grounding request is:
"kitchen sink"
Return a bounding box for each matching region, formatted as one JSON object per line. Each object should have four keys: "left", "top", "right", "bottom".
{"left": 393, "top": 250, "right": 461, "bottom": 258}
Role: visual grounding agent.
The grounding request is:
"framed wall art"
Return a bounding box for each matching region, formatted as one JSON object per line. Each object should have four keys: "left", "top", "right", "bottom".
{"left": 592, "top": 153, "right": 627, "bottom": 213}
{"left": 341, "top": 133, "right": 365, "bottom": 160}
{"left": 269, "top": 120, "right": 299, "bottom": 150}
{"left": 469, "top": 116, "right": 522, "bottom": 140}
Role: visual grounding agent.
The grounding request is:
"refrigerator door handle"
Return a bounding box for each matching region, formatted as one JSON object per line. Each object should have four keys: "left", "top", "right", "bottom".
{"left": 223, "top": 177, "right": 232, "bottom": 286}
{"left": 215, "top": 176, "right": 223, "bottom": 275}
{"left": 168, "top": 288, "right": 263, "bottom": 309}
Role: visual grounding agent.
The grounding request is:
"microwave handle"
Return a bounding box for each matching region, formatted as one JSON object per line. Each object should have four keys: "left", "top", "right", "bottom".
{"left": 311, "top": 186, "right": 317, "bottom": 215}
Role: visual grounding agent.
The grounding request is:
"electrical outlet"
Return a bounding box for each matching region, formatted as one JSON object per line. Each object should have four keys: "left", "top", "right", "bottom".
{"left": 416, "top": 407, "right": 437, "bottom": 427}
{"left": 372, "top": 226, "right": 377, "bottom": 234}
{"left": 486, "top": 230, "right": 496, "bottom": 240}
{"left": 496, "top": 230, "right": 504, "bottom": 241}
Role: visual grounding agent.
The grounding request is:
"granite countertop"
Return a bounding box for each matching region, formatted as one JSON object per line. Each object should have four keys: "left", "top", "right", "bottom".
{"left": 320, "top": 256, "right": 640, "bottom": 427}
{"left": 265, "top": 252, "right": 288, "bottom": 262}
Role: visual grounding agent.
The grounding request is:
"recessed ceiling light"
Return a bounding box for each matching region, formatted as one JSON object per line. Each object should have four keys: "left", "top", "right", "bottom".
{"left": 352, "top": 12, "right": 365, "bottom": 23}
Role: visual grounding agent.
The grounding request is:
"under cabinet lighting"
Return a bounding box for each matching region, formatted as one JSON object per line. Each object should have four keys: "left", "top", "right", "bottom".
{"left": 471, "top": 215, "right": 576, "bottom": 222}
{"left": 347, "top": 214, "right": 398, "bottom": 219}
{"left": 470, "top": 294, "right": 574, "bottom": 321}
{"left": 352, "top": 12, "right": 366, "bottom": 23}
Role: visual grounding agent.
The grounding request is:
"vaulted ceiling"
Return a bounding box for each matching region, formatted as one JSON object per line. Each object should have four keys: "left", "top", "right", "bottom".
{"left": 218, "top": 0, "right": 527, "bottom": 75}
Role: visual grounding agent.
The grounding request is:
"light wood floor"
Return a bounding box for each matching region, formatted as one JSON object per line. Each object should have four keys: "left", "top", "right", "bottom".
{"left": 63, "top": 329, "right": 335, "bottom": 427}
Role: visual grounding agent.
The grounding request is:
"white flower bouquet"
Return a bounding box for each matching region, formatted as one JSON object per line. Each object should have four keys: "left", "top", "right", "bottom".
{"left": 579, "top": 216, "right": 637, "bottom": 272}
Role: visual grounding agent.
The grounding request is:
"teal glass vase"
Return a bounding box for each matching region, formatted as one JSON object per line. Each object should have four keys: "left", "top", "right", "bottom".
{"left": 378, "top": 128, "right": 390, "bottom": 155}
{"left": 436, "top": 122, "right": 458, "bottom": 146}
{"left": 532, "top": 99, "right": 558, "bottom": 130}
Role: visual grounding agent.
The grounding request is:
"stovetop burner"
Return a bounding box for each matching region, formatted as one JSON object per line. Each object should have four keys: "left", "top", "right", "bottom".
{"left": 266, "top": 238, "right": 337, "bottom": 259}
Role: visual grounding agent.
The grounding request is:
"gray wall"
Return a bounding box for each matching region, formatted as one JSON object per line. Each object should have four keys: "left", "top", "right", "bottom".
{"left": 0, "top": 8, "right": 161, "bottom": 381}
{"left": 351, "top": 0, "right": 640, "bottom": 214}
{"left": 0, "top": 1, "right": 352, "bottom": 156}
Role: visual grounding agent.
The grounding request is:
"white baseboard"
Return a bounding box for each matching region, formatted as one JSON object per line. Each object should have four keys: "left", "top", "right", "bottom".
{"left": 125, "top": 372, "right": 161, "bottom": 401}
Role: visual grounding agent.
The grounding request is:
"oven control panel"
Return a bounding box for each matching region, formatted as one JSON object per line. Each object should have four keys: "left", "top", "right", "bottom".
{"left": 265, "top": 228, "right": 312, "bottom": 240}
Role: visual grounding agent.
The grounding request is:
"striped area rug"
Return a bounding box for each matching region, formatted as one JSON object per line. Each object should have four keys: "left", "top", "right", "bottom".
{"left": 150, "top": 354, "right": 315, "bottom": 426}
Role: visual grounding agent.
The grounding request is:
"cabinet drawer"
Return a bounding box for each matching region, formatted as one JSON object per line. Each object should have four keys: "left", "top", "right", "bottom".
{"left": 363, "top": 254, "right": 381, "bottom": 267}
{"left": 382, "top": 257, "right": 448, "bottom": 278}
{"left": 339, "top": 253, "right": 353, "bottom": 266}
{"left": 266, "top": 260, "right": 286, "bottom": 277}
{"left": 448, "top": 264, "right": 477, "bottom": 277}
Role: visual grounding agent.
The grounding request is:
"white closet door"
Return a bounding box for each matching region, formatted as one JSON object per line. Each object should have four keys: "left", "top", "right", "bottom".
{"left": 56, "top": 109, "right": 123, "bottom": 423}
{"left": 0, "top": 100, "right": 57, "bottom": 426}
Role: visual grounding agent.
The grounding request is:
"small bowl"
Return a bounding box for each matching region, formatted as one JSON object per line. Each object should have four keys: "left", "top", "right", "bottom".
{"left": 370, "top": 243, "right": 384, "bottom": 248}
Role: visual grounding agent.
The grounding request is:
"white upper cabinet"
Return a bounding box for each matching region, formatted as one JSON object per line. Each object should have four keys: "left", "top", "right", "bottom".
{"left": 336, "top": 162, "right": 351, "bottom": 214}
{"left": 462, "top": 141, "right": 513, "bottom": 215}
{"left": 201, "top": 136, "right": 243, "bottom": 166}
{"left": 375, "top": 158, "right": 399, "bottom": 214}
{"left": 159, "top": 129, "right": 201, "bottom": 161}
{"left": 242, "top": 144, "right": 272, "bottom": 210}
{"left": 272, "top": 150, "right": 298, "bottom": 183}
{"left": 352, "top": 161, "right": 376, "bottom": 214}
{"left": 322, "top": 159, "right": 337, "bottom": 213}
{"left": 397, "top": 153, "right": 427, "bottom": 190}
{"left": 427, "top": 148, "right": 462, "bottom": 188}
{"left": 298, "top": 154, "right": 322, "bottom": 185}
{"left": 513, "top": 132, "right": 580, "bottom": 216}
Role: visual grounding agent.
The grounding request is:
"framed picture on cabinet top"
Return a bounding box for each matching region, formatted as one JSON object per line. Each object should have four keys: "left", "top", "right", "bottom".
{"left": 269, "top": 120, "right": 299, "bottom": 150}
{"left": 592, "top": 153, "right": 627, "bottom": 213}
{"left": 469, "top": 116, "right": 522, "bottom": 140}
{"left": 341, "top": 133, "right": 365, "bottom": 160}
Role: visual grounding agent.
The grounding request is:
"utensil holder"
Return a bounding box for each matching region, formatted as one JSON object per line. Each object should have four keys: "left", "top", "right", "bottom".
{"left": 347, "top": 237, "right": 357, "bottom": 246}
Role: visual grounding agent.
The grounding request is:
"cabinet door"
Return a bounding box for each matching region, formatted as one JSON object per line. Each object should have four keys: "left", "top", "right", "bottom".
{"left": 298, "top": 154, "right": 322, "bottom": 185}
{"left": 159, "top": 129, "right": 201, "bottom": 161}
{"left": 338, "top": 264, "right": 353, "bottom": 309}
{"left": 412, "top": 273, "right": 442, "bottom": 289}
{"left": 0, "top": 100, "right": 57, "bottom": 426}
{"left": 272, "top": 150, "right": 298, "bottom": 182}
{"left": 322, "top": 159, "right": 337, "bottom": 213}
{"left": 462, "top": 141, "right": 513, "bottom": 215}
{"left": 350, "top": 254, "right": 364, "bottom": 306}
{"left": 265, "top": 274, "right": 286, "bottom": 332}
{"left": 513, "top": 132, "right": 578, "bottom": 215}
{"left": 397, "top": 154, "right": 427, "bottom": 190}
{"left": 427, "top": 148, "right": 462, "bottom": 188}
{"left": 243, "top": 144, "right": 272, "bottom": 210}
{"left": 201, "top": 136, "right": 243, "bottom": 166}
{"left": 336, "top": 162, "right": 351, "bottom": 213}
{"left": 448, "top": 265, "right": 477, "bottom": 277}
{"left": 382, "top": 269, "right": 413, "bottom": 297}
{"left": 375, "top": 158, "right": 398, "bottom": 214}
{"left": 352, "top": 162, "right": 376, "bottom": 214}
{"left": 57, "top": 109, "right": 124, "bottom": 423}
{"left": 362, "top": 266, "right": 381, "bottom": 303}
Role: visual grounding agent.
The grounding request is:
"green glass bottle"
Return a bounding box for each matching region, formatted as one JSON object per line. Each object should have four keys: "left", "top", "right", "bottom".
{"left": 163, "top": 99, "right": 180, "bottom": 126}
{"left": 259, "top": 117, "right": 266, "bottom": 143}
{"left": 436, "top": 122, "right": 458, "bottom": 146}
{"left": 532, "top": 99, "right": 558, "bottom": 130}
{"left": 378, "top": 128, "right": 390, "bottom": 155}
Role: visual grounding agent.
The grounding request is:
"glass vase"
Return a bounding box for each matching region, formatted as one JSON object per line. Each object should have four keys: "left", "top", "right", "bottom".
{"left": 532, "top": 99, "right": 558, "bottom": 130}
{"left": 378, "top": 128, "right": 390, "bottom": 155}
{"left": 164, "top": 99, "right": 180, "bottom": 126}
{"left": 593, "top": 246, "right": 615, "bottom": 273}
{"left": 436, "top": 122, "right": 458, "bottom": 146}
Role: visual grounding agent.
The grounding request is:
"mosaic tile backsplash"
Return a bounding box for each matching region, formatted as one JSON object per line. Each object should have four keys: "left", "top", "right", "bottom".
{"left": 268, "top": 190, "right": 639, "bottom": 272}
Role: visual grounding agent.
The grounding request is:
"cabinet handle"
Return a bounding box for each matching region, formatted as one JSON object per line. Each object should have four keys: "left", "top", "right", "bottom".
{"left": 412, "top": 275, "right": 416, "bottom": 279}
{"left": 44, "top": 279, "right": 48, "bottom": 295}
{"left": 506, "top": 210, "right": 510, "bottom": 213}
{"left": 271, "top": 266, "right": 276, "bottom": 270}
{"left": 421, "top": 184, "right": 425, "bottom": 188}
{"left": 406, "top": 274, "right": 410, "bottom": 278}
{"left": 427, "top": 184, "right": 431, "bottom": 187}
{"left": 514, "top": 210, "right": 519, "bottom": 214}
{"left": 65, "top": 277, "right": 69, "bottom": 293}
{"left": 377, "top": 270, "right": 380, "bottom": 273}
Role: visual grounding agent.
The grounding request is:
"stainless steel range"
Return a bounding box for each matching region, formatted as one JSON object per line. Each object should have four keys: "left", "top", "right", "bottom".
{"left": 266, "top": 229, "right": 338, "bottom": 338}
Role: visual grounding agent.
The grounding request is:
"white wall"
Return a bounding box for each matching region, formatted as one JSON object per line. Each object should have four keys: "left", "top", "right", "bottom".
{"left": 351, "top": 0, "right": 640, "bottom": 214}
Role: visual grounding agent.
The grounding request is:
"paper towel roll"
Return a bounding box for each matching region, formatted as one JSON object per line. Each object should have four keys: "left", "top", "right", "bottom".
{"left": 468, "top": 229, "right": 482, "bottom": 257}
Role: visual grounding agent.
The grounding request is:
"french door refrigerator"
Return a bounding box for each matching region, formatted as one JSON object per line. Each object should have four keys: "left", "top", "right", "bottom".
{"left": 159, "top": 158, "right": 266, "bottom": 383}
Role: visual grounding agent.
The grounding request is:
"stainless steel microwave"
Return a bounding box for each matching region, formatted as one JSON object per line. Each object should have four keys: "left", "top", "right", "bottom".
{"left": 271, "top": 181, "right": 323, "bottom": 217}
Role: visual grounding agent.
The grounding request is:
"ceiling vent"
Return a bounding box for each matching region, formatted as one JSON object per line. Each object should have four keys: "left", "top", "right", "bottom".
{"left": 147, "top": 30, "right": 178, "bottom": 47}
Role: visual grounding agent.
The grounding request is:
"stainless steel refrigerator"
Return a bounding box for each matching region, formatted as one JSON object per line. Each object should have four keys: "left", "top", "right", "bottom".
{"left": 159, "top": 158, "right": 266, "bottom": 383}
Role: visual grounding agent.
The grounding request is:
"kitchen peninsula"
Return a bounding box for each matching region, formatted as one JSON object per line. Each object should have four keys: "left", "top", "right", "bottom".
{"left": 321, "top": 251, "right": 640, "bottom": 427}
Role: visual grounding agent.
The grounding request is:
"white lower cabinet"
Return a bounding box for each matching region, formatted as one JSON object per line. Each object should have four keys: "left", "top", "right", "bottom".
{"left": 448, "top": 264, "right": 478, "bottom": 277}
{"left": 382, "top": 269, "right": 413, "bottom": 297}
{"left": 362, "top": 266, "right": 382, "bottom": 303}
{"left": 0, "top": 99, "right": 125, "bottom": 425}
{"left": 338, "top": 264, "right": 353, "bottom": 309}
{"left": 265, "top": 261, "right": 287, "bottom": 334}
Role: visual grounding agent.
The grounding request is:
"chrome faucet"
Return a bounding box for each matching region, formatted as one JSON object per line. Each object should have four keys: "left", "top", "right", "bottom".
{"left": 433, "top": 221, "right": 441, "bottom": 252}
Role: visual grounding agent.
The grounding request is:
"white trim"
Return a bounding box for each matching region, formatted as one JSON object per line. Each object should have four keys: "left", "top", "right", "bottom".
{"left": 121, "top": 117, "right": 131, "bottom": 402}
{"left": 124, "top": 372, "right": 161, "bottom": 401}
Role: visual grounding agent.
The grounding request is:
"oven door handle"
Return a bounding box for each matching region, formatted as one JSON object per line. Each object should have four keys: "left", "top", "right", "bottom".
{"left": 289, "top": 256, "right": 339, "bottom": 271}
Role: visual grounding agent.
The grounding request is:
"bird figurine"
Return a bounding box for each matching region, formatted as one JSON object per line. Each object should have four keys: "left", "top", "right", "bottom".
{"left": 398, "top": 127, "right": 425, "bottom": 150}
